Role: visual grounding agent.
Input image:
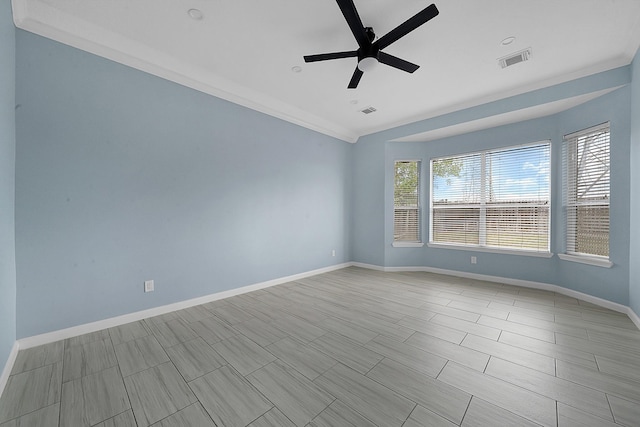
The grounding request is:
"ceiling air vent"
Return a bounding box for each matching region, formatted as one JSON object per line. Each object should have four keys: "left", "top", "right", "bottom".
{"left": 498, "top": 48, "right": 532, "bottom": 69}
{"left": 360, "top": 106, "right": 377, "bottom": 114}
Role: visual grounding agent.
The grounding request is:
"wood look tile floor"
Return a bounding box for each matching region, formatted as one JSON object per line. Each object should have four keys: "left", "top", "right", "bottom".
{"left": 2, "top": 267, "right": 640, "bottom": 426}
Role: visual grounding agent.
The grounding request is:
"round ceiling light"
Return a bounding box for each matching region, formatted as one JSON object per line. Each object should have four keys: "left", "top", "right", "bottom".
{"left": 291, "top": 66, "right": 302, "bottom": 73}
{"left": 188, "top": 9, "right": 204, "bottom": 20}
{"left": 501, "top": 36, "right": 516, "bottom": 46}
{"left": 357, "top": 57, "right": 378, "bottom": 72}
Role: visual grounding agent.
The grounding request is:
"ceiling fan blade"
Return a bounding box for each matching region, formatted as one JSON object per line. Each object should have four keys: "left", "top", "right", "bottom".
{"left": 378, "top": 52, "right": 420, "bottom": 73}
{"left": 375, "top": 4, "right": 439, "bottom": 50}
{"left": 304, "top": 51, "right": 358, "bottom": 63}
{"left": 336, "top": 0, "right": 370, "bottom": 47}
{"left": 348, "top": 67, "right": 364, "bottom": 89}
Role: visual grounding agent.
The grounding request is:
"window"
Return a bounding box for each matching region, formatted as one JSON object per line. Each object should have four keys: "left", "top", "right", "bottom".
{"left": 562, "top": 123, "right": 610, "bottom": 261}
{"left": 430, "top": 142, "right": 551, "bottom": 254}
{"left": 394, "top": 160, "right": 421, "bottom": 245}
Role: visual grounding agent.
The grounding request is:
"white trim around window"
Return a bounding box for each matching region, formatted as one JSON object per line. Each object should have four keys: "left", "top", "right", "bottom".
{"left": 392, "top": 242, "right": 425, "bottom": 248}
{"left": 558, "top": 253, "right": 613, "bottom": 268}
{"left": 428, "top": 242, "right": 554, "bottom": 258}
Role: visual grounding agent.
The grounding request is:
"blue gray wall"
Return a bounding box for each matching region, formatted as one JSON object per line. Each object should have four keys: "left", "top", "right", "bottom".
{"left": 14, "top": 31, "right": 352, "bottom": 338}
{"left": 0, "top": 0, "right": 16, "bottom": 372}
{"left": 630, "top": 48, "right": 640, "bottom": 316}
{"left": 353, "top": 68, "right": 633, "bottom": 306}
{"left": 352, "top": 138, "right": 386, "bottom": 266}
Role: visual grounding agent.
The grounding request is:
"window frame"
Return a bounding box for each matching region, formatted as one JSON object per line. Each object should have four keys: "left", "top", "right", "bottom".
{"left": 428, "top": 141, "right": 552, "bottom": 257}
{"left": 560, "top": 122, "right": 612, "bottom": 268}
{"left": 392, "top": 159, "right": 424, "bottom": 247}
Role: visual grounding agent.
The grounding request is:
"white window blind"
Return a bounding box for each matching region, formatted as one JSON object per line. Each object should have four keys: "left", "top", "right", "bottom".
{"left": 431, "top": 142, "right": 550, "bottom": 253}
{"left": 394, "top": 161, "right": 421, "bottom": 242}
{"left": 563, "top": 123, "right": 610, "bottom": 258}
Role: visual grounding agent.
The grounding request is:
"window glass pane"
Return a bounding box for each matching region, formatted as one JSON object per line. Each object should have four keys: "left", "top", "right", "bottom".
{"left": 564, "top": 124, "right": 610, "bottom": 258}
{"left": 574, "top": 206, "right": 609, "bottom": 256}
{"left": 394, "top": 161, "right": 420, "bottom": 242}
{"left": 486, "top": 206, "right": 549, "bottom": 251}
{"left": 484, "top": 143, "right": 550, "bottom": 251}
{"left": 432, "top": 154, "right": 480, "bottom": 204}
{"left": 576, "top": 132, "right": 610, "bottom": 202}
{"left": 431, "top": 142, "right": 550, "bottom": 253}
{"left": 486, "top": 144, "right": 550, "bottom": 203}
{"left": 432, "top": 207, "right": 479, "bottom": 244}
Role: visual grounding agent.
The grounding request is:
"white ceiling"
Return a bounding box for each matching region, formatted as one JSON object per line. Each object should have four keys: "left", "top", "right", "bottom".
{"left": 12, "top": 0, "right": 640, "bottom": 143}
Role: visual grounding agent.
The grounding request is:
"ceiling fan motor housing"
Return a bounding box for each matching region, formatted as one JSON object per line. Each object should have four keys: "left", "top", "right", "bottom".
{"left": 357, "top": 29, "right": 380, "bottom": 71}
{"left": 358, "top": 43, "right": 380, "bottom": 62}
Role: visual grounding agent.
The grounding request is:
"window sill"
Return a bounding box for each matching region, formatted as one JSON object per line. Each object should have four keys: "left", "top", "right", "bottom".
{"left": 558, "top": 253, "right": 613, "bottom": 268}
{"left": 392, "top": 242, "right": 425, "bottom": 248}
{"left": 427, "top": 242, "right": 553, "bottom": 258}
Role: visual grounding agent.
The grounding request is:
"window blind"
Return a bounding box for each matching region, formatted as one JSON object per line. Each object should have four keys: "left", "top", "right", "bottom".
{"left": 431, "top": 142, "right": 550, "bottom": 253}
{"left": 563, "top": 123, "right": 610, "bottom": 258}
{"left": 431, "top": 153, "right": 481, "bottom": 245}
{"left": 394, "top": 161, "right": 421, "bottom": 242}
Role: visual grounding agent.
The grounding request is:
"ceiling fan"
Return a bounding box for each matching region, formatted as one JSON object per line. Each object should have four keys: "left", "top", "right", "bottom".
{"left": 304, "top": 1, "right": 439, "bottom": 89}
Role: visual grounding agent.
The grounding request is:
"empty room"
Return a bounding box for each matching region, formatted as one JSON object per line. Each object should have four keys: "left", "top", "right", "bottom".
{"left": 2, "top": 0, "right": 640, "bottom": 426}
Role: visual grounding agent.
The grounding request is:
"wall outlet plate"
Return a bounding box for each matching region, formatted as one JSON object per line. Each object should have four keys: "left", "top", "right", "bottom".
{"left": 144, "top": 280, "right": 154, "bottom": 292}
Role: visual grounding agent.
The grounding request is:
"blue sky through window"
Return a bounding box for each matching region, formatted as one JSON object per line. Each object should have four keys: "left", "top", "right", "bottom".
{"left": 433, "top": 143, "right": 550, "bottom": 203}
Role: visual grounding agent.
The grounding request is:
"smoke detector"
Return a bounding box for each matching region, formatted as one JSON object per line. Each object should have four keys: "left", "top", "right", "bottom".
{"left": 498, "top": 48, "right": 532, "bottom": 69}
{"left": 360, "top": 106, "right": 377, "bottom": 114}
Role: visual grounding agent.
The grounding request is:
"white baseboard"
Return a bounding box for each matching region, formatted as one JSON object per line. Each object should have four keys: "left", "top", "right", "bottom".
{"left": 351, "top": 262, "right": 386, "bottom": 271}
{"left": 12, "top": 260, "right": 640, "bottom": 352}
{"left": 627, "top": 307, "right": 640, "bottom": 330}
{"left": 355, "top": 263, "right": 636, "bottom": 323}
{"left": 18, "top": 262, "right": 351, "bottom": 350}
{"left": 0, "top": 341, "right": 19, "bottom": 399}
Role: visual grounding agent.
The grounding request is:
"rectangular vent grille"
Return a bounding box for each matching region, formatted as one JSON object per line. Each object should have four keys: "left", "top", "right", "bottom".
{"left": 360, "top": 106, "right": 377, "bottom": 114}
{"left": 499, "top": 48, "right": 532, "bottom": 69}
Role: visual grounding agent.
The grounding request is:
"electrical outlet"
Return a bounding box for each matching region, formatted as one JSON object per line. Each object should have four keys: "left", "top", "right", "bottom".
{"left": 332, "top": 249, "right": 336, "bottom": 257}
{"left": 471, "top": 256, "right": 477, "bottom": 264}
{"left": 144, "top": 280, "right": 154, "bottom": 293}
